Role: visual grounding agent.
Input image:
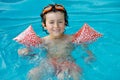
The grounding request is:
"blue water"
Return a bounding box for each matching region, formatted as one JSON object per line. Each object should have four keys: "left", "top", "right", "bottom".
{"left": 0, "top": 0, "right": 120, "bottom": 80}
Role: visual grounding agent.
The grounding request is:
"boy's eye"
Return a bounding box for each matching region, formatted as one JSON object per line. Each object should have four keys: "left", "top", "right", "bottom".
{"left": 59, "top": 21, "right": 62, "bottom": 23}
{"left": 49, "top": 22, "right": 54, "bottom": 24}
{"left": 58, "top": 21, "right": 63, "bottom": 23}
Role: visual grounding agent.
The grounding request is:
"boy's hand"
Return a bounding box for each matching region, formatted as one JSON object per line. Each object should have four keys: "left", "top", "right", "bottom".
{"left": 18, "top": 48, "right": 29, "bottom": 56}
{"left": 84, "top": 55, "right": 96, "bottom": 63}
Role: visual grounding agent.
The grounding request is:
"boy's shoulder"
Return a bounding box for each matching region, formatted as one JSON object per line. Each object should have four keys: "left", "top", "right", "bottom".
{"left": 41, "top": 34, "right": 73, "bottom": 43}
{"left": 65, "top": 34, "right": 73, "bottom": 41}
{"left": 41, "top": 36, "right": 48, "bottom": 39}
{"left": 42, "top": 35, "right": 73, "bottom": 39}
{"left": 41, "top": 36, "right": 49, "bottom": 43}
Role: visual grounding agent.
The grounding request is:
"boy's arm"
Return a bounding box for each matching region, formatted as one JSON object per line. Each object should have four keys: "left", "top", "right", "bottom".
{"left": 81, "top": 43, "right": 95, "bottom": 62}
{"left": 81, "top": 44, "right": 94, "bottom": 56}
{"left": 18, "top": 47, "right": 37, "bottom": 58}
{"left": 18, "top": 48, "right": 30, "bottom": 56}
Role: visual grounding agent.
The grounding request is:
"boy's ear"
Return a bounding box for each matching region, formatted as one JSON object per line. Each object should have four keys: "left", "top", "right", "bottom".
{"left": 42, "top": 22, "right": 46, "bottom": 29}
{"left": 42, "top": 22, "right": 45, "bottom": 27}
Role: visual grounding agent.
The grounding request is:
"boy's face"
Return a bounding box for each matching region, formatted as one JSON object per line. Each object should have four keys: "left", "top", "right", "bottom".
{"left": 43, "top": 12, "right": 65, "bottom": 38}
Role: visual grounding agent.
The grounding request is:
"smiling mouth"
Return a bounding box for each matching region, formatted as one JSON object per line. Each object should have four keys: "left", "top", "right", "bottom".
{"left": 53, "top": 29, "right": 60, "bottom": 32}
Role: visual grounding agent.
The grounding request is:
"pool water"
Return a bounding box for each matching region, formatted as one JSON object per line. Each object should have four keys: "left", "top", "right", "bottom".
{"left": 0, "top": 0, "right": 120, "bottom": 80}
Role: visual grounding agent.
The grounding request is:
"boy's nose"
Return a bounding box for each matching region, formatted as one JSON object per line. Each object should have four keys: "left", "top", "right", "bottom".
{"left": 54, "top": 23, "right": 59, "bottom": 28}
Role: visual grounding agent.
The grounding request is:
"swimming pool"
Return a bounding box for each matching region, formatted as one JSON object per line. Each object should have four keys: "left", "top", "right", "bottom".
{"left": 0, "top": 0, "right": 120, "bottom": 80}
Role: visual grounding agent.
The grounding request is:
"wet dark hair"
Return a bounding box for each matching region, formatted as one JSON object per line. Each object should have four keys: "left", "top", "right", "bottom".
{"left": 40, "top": 4, "right": 68, "bottom": 27}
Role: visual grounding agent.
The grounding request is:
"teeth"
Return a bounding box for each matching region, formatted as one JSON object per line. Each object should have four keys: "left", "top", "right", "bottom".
{"left": 53, "top": 30, "right": 60, "bottom": 32}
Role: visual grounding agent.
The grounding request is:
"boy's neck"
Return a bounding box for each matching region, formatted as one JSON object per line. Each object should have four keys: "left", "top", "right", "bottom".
{"left": 49, "top": 34, "right": 65, "bottom": 40}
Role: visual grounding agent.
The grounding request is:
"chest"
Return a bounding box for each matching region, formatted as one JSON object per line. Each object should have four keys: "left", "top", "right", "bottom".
{"left": 45, "top": 40, "right": 74, "bottom": 53}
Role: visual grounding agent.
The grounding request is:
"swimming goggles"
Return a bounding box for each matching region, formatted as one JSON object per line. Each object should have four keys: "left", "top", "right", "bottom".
{"left": 43, "top": 4, "right": 65, "bottom": 14}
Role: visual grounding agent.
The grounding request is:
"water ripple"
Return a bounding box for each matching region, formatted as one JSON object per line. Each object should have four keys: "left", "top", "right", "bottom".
{"left": 69, "top": 20, "right": 120, "bottom": 24}
{"left": 0, "top": 10, "right": 7, "bottom": 13}
{"left": 69, "top": 10, "right": 120, "bottom": 15}
{"left": 90, "top": 2, "right": 120, "bottom": 9}
{"left": 0, "top": 0, "right": 24, "bottom": 3}
{"left": 0, "top": 20, "right": 40, "bottom": 31}
{"left": 0, "top": 17, "right": 40, "bottom": 20}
